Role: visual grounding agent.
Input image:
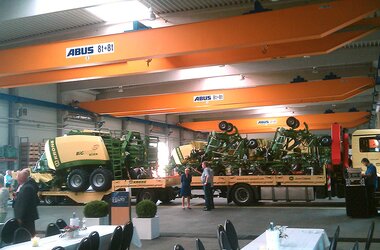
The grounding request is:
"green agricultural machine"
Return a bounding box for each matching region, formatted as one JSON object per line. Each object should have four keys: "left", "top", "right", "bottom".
{"left": 32, "top": 130, "right": 158, "bottom": 192}
{"left": 170, "top": 117, "right": 331, "bottom": 176}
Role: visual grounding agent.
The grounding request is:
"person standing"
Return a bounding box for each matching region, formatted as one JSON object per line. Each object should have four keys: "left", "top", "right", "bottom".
{"left": 13, "top": 169, "right": 39, "bottom": 236}
{"left": 361, "top": 158, "right": 378, "bottom": 216}
{"left": 4, "top": 170, "right": 13, "bottom": 188}
{"left": 201, "top": 161, "right": 214, "bottom": 211}
{"left": 0, "top": 174, "right": 9, "bottom": 223}
{"left": 180, "top": 168, "right": 192, "bottom": 209}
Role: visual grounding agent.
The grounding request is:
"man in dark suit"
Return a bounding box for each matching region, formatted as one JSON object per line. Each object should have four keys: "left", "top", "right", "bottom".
{"left": 13, "top": 169, "right": 39, "bottom": 236}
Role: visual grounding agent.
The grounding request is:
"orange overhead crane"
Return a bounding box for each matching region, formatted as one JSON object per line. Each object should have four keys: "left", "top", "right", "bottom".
{"left": 179, "top": 112, "right": 370, "bottom": 134}
{"left": 79, "top": 77, "right": 374, "bottom": 116}
{"left": 0, "top": 0, "right": 379, "bottom": 77}
{"left": 1, "top": 23, "right": 378, "bottom": 88}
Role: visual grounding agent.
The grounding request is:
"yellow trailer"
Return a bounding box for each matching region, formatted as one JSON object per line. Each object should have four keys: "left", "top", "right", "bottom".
{"left": 39, "top": 176, "right": 181, "bottom": 205}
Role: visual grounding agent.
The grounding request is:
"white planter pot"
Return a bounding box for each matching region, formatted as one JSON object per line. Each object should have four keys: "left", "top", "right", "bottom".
{"left": 85, "top": 215, "right": 109, "bottom": 227}
{"left": 133, "top": 216, "right": 160, "bottom": 240}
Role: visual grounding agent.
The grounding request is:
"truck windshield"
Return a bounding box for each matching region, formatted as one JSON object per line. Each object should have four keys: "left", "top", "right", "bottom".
{"left": 359, "top": 137, "right": 380, "bottom": 152}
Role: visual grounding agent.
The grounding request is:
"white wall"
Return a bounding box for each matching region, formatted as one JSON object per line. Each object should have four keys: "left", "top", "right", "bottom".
{"left": 14, "top": 85, "right": 58, "bottom": 143}
{"left": 0, "top": 89, "right": 9, "bottom": 146}
{"left": 102, "top": 116, "right": 122, "bottom": 131}
{"left": 125, "top": 120, "right": 146, "bottom": 134}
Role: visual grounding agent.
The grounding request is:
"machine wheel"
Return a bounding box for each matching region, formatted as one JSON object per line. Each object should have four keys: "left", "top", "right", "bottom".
{"left": 226, "top": 123, "right": 234, "bottom": 132}
{"left": 67, "top": 169, "right": 90, "bottom": 192}
{"left": 231, "top": 184, "right": 254, "bottom": 206}
{"left": 138, "top": 189, "right": 158, "bottom": 203}
{"left": 286, "top": 117, "right": 299, "bottom": 129}
{"left": 44, "top": 196, "right": 57, "bottom": 206}
{"left": 90, "top": 168, "right": 113, "bottom": 191}
{"left": 247, "top": 139, "right": 258, "bottom": 149}
{"left": 320, "top": 136, "right": 332, "bottom": 146}
{"left": 219, "top": 121, "right": 228, "bottom": 131}
{"left": 293, "top": 119, "right": 300, "bottom": 129}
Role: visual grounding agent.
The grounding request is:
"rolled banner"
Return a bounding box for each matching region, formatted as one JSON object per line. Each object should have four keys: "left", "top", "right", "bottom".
{"left": 265, "top": 229, "right": 280, "bottom": 250}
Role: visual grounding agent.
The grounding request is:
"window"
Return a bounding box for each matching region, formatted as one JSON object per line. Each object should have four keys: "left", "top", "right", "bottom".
{"left": 359, "top": 137, "right": 380, "bottom": 152}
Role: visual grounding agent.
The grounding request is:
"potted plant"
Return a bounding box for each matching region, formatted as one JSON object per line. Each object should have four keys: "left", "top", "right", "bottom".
{"left": 132, "top": 200, "right": 159, "bottom": 240}
{"left": 83, "top": 200, "right": 109, "bottom": 226}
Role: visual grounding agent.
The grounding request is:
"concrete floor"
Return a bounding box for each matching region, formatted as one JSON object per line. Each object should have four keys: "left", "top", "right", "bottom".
{"left": 4, "top": 197, "right": 380, "bottom": 250}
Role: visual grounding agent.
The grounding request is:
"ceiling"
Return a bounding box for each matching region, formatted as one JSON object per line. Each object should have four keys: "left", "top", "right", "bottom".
{"left": 0, "top": 0, "right": 379, "bottom": 129}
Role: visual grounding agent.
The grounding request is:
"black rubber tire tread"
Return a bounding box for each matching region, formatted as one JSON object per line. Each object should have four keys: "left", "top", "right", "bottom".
{"left": 320, "top": 136, "right": 332, "bottom": 147}
{"left": 226, "top": 123, "right": 234, "bottom": 132}
{"left": 219, "top": 121, "right": 228, "bottom": 131}
{"left": 248, "top": 139, "right": 259, "bottom": 149}
{"left": 138, "top": 189, "right": 158, "bottom": 203}
{"left": 231, "top": 184, "right": 254, "bottom": 206}
{"left": 293, "top": 119, "right": 300, "bottom": 129}
{"left": 90, "top": 168, "right": 113, "bottom": 191}
{"left": 67, "top": 169, "right": 90, "bottom": 192}
{"left": 44, "top": 196, "right": 57, "bottom": 206}
{"left": 286, "top": 117, "right": 299, "bottom": 129}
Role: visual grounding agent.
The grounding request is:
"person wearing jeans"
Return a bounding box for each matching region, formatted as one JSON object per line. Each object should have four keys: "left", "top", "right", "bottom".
{"left": 201, "top": 161, "right": 214, "bottom": 211}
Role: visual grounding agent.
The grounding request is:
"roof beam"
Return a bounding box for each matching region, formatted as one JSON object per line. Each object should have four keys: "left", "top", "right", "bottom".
{"left": 78, "top": 77, "right": 375, "bottom": 116}
{"left": 0, "top": 26, "right": 378, "bottom": 89}
{"left": 0, "top": 0, "right": 117, "bottom": 22}
{"left": 179, "top": 112, "right": 370, "bottom": 133}
{"left": 0, "top": 0, "right": 378, "bottom": 77}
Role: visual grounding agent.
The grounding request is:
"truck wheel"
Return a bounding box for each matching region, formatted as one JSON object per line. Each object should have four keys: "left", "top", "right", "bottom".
{"left": 219, "top": 121, "right": 228, "bottom": 131}
{"left": 138, "top": 189, "right": 158, "bottom": 203}
{"left": 90, "top": 168, "right": 113, "bottom": 191}
{"left": 231, "top": 184, "right": 254, "bottom": 206}
{"left": 67, "top": 169, "right": 90, "bottom": 192}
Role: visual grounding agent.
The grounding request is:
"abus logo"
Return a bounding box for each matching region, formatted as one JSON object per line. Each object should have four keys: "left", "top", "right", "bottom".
{"left": 66, "top": 42, "right": 114, "bottom": 58}
{"left": 194, "top": 96, "right": 212, "bottom": 102}
{"left": 193, "top": 94, "right": 224, "bottom": 103}
{"left": 257, "top": 120, "right": 277, "bottom": 125}
{"left": 66, "top": 46, "right": 94, "bottom": 58}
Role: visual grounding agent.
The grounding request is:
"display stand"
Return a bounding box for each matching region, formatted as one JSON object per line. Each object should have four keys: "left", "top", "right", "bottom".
{"left": 110, "top": 189, "right": 131, "bottom": 225}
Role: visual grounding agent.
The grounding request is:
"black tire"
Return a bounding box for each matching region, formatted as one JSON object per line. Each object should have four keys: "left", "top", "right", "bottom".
{"left": 90, "top": 168, "right": 113, "bottom": 191}
{"left": 231, "top": 184, "right": 254, "bottom": 206}
{"left": 248, "top": 139, "right": 259, "bottom": 149}
{"left": 44, "top": 196, "right": 57, "bottom": 206}
{"left": 226, "top": 123, "right": 234, "bottom": 132}
{"left": 67, "top": 169, "right": 90, "bottom": 192}
{"left": 293, "top": 119, "right": 300, "bottom": 129}
{"left": 138, "top": 189, "right": 158, "bottom": 203}
{"left": 320, "top": 136, "right": 332, "bottom": 146}
{"left": 219, "top": 121, "right": 228, "bottom": 131}
{"left": 286, "top": 117, "right": 299, "bottom": 129}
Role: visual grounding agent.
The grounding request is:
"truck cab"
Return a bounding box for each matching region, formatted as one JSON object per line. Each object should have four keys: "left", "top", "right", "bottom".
{"left": 352, "top": 129, "right": 380, "bottom": 175}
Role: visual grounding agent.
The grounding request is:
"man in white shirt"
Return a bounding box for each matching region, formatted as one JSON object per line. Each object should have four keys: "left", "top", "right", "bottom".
{"left": 201, "top": 161, "right": 214, "bottom": 211}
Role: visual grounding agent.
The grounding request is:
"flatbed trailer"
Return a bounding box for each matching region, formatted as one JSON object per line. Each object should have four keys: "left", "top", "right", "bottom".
{"left": 39, "top": 176, "right": 181, "bottom": 205}
{"left": 189, "top": 170, "right": 326, "bottom": 206}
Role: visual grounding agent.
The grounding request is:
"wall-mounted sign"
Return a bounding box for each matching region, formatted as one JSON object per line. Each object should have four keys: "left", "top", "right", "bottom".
{"left": 66, "top": 42, "right": 115, "bottom": 58}
{"left": 257, "top": 119, "right": 277, "bottom": 126}
{"left": 193, "top": 94, "right": 224, "bottom": 103}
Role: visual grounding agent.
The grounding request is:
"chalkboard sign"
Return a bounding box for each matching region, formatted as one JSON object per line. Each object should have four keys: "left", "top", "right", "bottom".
{"left": 111, "top": 191, "right": 130, "bottom": 207}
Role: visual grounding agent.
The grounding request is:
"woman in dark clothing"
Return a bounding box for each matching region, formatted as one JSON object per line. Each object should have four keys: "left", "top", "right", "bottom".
{"left": 180, "top": 168, "right": 192, "bottom": 209}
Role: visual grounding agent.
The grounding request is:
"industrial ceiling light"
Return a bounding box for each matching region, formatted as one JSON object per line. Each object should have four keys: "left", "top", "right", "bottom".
{"left": 86, "top": 0, "right": 150, "bottom": 23}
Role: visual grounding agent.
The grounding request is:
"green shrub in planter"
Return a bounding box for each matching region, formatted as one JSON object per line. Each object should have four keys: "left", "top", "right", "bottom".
{"left": 136, "top": 200, "right": 157, "bottom": 218}
{"left": 84, "top": 200, "right": 109, "bottom": 218}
